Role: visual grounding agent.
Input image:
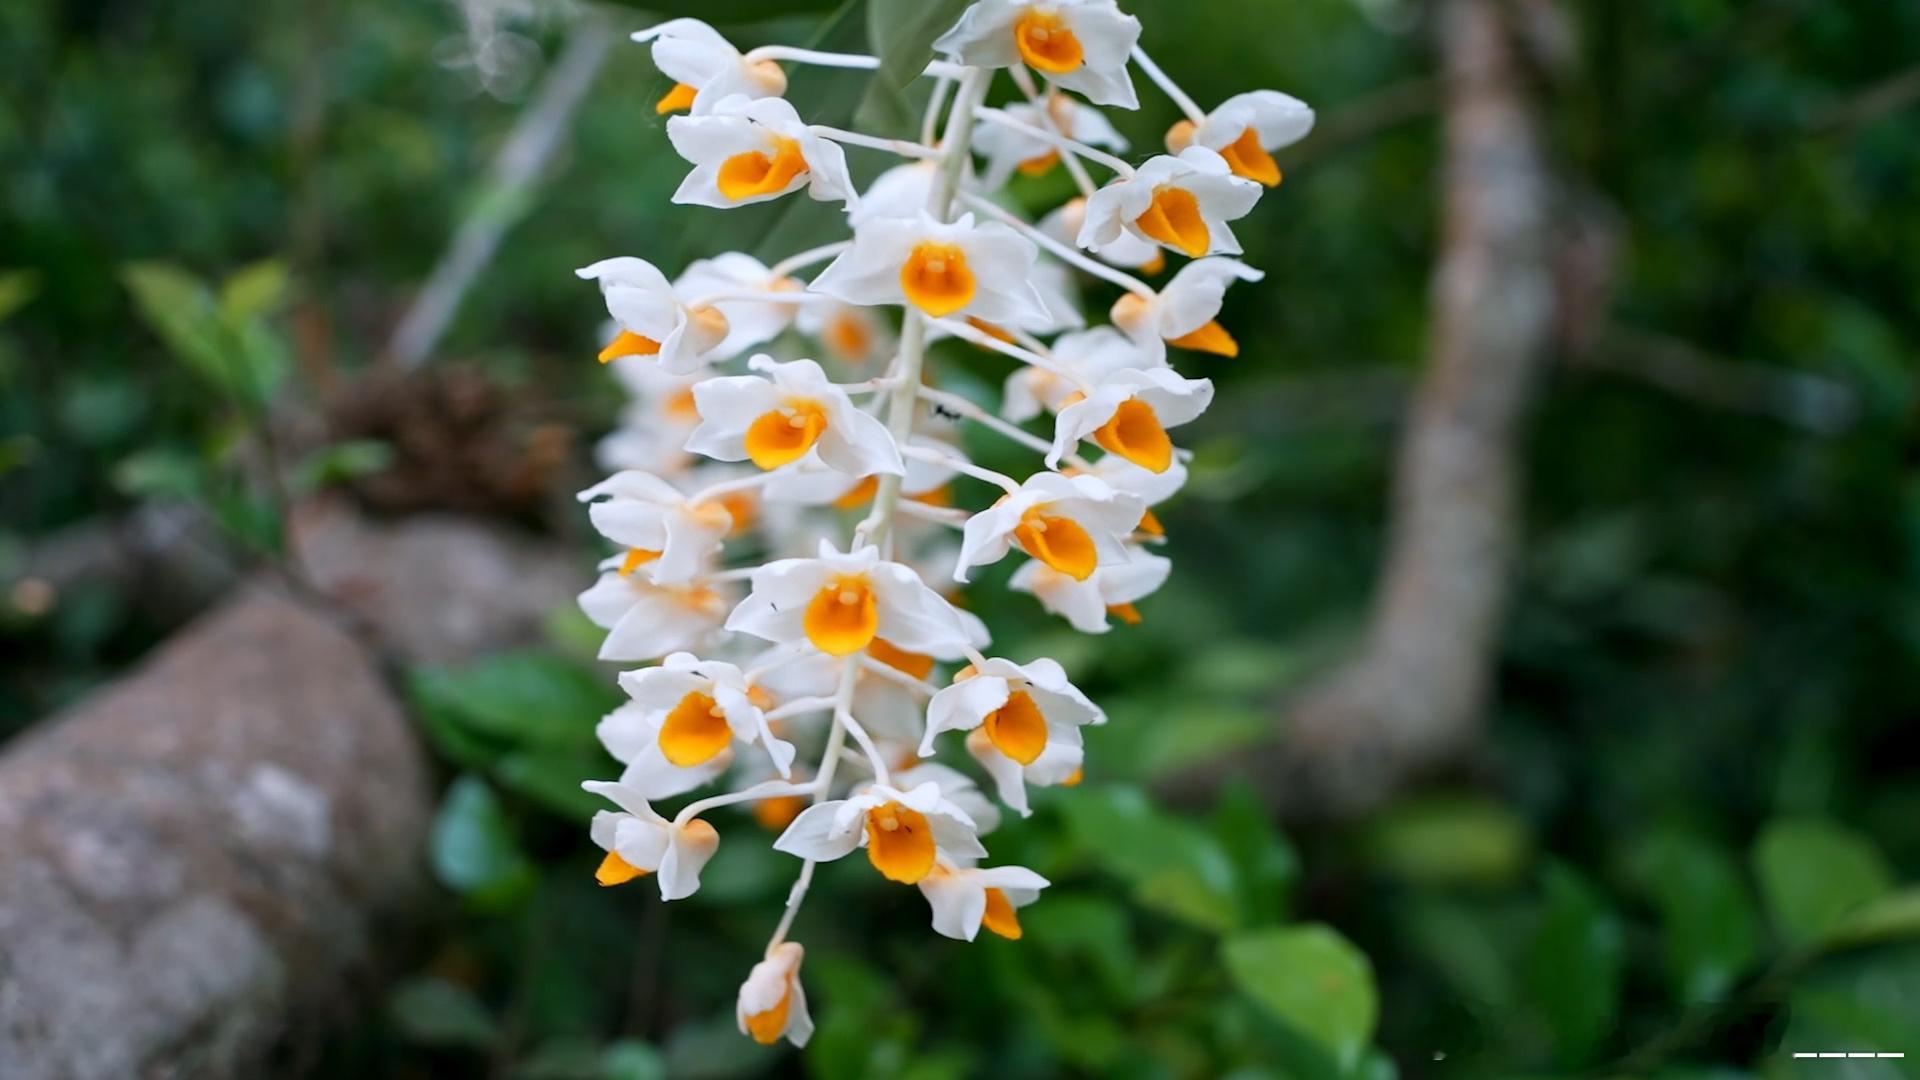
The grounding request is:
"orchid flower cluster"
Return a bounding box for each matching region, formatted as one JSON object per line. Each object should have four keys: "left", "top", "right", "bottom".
{"left": 570, "top": 0, "right": 1311, "bottom": 1048}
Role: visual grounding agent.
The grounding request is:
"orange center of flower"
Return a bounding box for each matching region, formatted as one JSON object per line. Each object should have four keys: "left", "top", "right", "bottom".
{"left": 715, "top": 490, "right": 758, "bottom": 535}
{"left": 864, "top": 801, "right": 936, "bottom": 884}
{"left": 752, "top": 794, "right": 807, "bottom": 832}
{"left": 1013, "top": 509, "right": 1098, "bottom": 581}
{"left": 982, "top": 888, "right": 1024, "bottom": 939}
{"left": 659, "top": 690, "right": 733, "bottom": 767}
{"left": 900, "top": 242, "right": 977, "bottom": 318}
{"left": 1018, "top": 149, "right": 1062, "bottom": 177}
{"left": 743, "top": 400, "right": 828, "bottom": 470}
{"left": 598, "top": 329, "right": 662, "bottom": 364}
{"left": 803, "top": 574, "right": 879, "bottom": 656}
{"left": 823, "top": 310, "right": 874, "bottom": 361}
{"left": 655, "top": 82, "right": 698, "bottom": 115}
{"left": 1134, "top": 186, "right": 1211, "bottom": 258}
{"left": 744, "top": 979, "right": 793, "bottom": 1044}
{"left": 1094, "top": 397, "right": 1174, "bottom": 473}
{"left": 1219, "top": 126, "right": 1282, "bottom": 187}
{"left": 665, "top": 387, "right": 700, "bottom": 421}
{"left": 595, "top": 850, "right": 650, "bottom": 887}
{"left": 868, "top": 637, "right": 936, "bottom": 680}
{"left": 1136, "top": 508, "right": 1165, "bottom": 539}
{"left": 1107, "top": 602, "right": 1143, "bottom": 626}
{"left": 1013, "top": 10, "right": 1084, "bottom": 74}
{"left": 984, "top": 689, "right": 1049, "bottom": 765}
{"left": 832, "top": 475, "right": 881, "bottom": 510}
{"left": 1167, "top": 320, "right": 1239, "bottom": 357}
{"left": 717, "top": 136, "right": 810, "bottom": 202}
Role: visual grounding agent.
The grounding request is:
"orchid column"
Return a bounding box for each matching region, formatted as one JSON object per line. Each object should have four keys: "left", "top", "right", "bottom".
{"left": 567, "top": 2, "right": 1313, "bottom": 1047}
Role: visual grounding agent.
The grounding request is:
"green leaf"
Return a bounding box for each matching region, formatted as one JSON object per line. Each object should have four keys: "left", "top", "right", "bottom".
{"left": 859, "top": 0, "right": 969, "bottom": 134}
{"left": 112, "top": 447, "right": 205, "bottom": 500}
{"left": 595, "top": 0, "right": 843, "bottom": 22}
{"left": 1753, "top": 817, "right": 1894, "bottom": 948}
{"left": 1212, "top": 782, "right": 1299, "bottom": 925}
{"left": 387, "top": 975, "right": 499, "bottom": 1050}
{"left": 0, "top": 269, "right": 40, "bottom": 324}
{"left": 1624, "top": 828, "right": 1763, "bottom": 1003}
{"left": 122, "top": 262, "right": 233, "bottom": 388}
{"left": 292, "top": 438, "right": 394, "bottom": 492}
{"left": 495, "top": 748, "right": 609, "bottom": 823}
{"left": 1059, "top": 785, "right": 1241, "bottom": 931}
{"left": 410, "top": 652, "right": 617, "bottom": 751}
{"left": 1223, "top": 924, "right": 1379, "bottom": 1071}
{"left": 1361, "top": 794, "right": 1531, "bottom": 889}
{"left": 1827, "top": 888, "right": 1920, "bottom": 949}
{"left": 218, "top": 258, "right": 290, "bottom": 322}
{"left": 1523, "top": 865, "right": 1623, "bottom": 1066}
{"left": 600, "top": 1040, "right": 668, "bottom": 1080}
{"left": 430, "top": 774, "right": 538, "bottom": 908}
{"left": 1770, "top": 942, "right": 1920, "bottom": 1067}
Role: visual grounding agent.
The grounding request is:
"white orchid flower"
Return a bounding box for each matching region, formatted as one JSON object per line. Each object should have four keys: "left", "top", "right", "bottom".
{"left": 954, "top": 472, "right": 1143, "bottom": 583}
{"left": 848, "top": 161, "right": 941, "bottom": 226}
{"left": 1043, "top": 197, "right": 1166, "bottom": 274}
{"left": 762, "top": 434, "right": 961, "bottom": 509}
{"left": 1010, "top": 545, "right": 1170, "bottom": 633}
{"left": 673, "top": 253, "right": 800, "bottom": 358}
{"left": 921, "top": 656, "right": 1104, "bottom": 766}
{"left": 1079, "top": 147, "right": 1263, "bottom": 259}
{"left": 668, "top": 95, "right": 855, "bottom": 208}
{"left": 577, "top": 257, "right": 731, "bottom": 374}
{"left": 619, "top": 652, "right": 797, "bottom": 778}
{"left": 934, "top": 0, "right": 1142, "bottom": 109}
{"left": 1002, "top": 325, "right": 1151, "bottom": 424}
{"left": 967, "top": 725, "right": 1086, "bottom": 815}
{"left": 811, "top": 212, "right": 1047, "bottom": 323}
{"left": 796, "top": 299, "right": 894, "bottom": 366}
{"left": 974, "top": 92, "right": 1128, "bottom": 188}
{"left": 919, "top": 861, "right": 1050, "bottom": 940}
{"left": 635, "top": 19, "right": 787, "bottom": 116}
{"left": 686, "top": 356, "right": 904, "bottom": 475}
{"left": 727, "top": 540, "right": 978, "bottom": 658}
{"left": 1048, "top": 366, "right": 1214, "bottom": 473}
{"left": 578, "top": 555, "right": 733, "bottom": 660}
{"left": 894, "top": 760, "right": 1003, "bottom": 838}
{"left": 773, "top": 780, "right": 987, "bottom": 884}
{"left": 578, "top": 471, "right": 732, "bottom": 585}
{"left": 597, "top": 701, "right": 732, "bottom": 800}
{"left": 584, "top": 779, "right": 720, "bottom": 900}
{"left": 1072, "top": 453, "right": 1189, "bottom": 541}
{"left": 1167, "top": 90, "right": 1316, "bottom": 187}
{"left": 1110, "top": 257, "right": 1264, "bottom": 360}
{"left": 737, "top": 942, "right": 813, "bottom": 1047}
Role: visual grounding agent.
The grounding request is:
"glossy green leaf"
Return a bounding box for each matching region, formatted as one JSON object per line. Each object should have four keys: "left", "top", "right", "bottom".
{"left": 1827, "top": 888, "right": 1920, "bottom": 949}
{"left": 1523, "top": 865, "right": 1623, "bottom": 1066}
{"left": 858, "top": 0, "right": 968, "bottom": 134}
{"left": 410, "top": 652, "right": 618, "bottom": 750}
{"left": 430, "top": 774, "right": 537, "bottom": 908}
{"left": 1223, "top": 924, "right": 1378, "bottom": 1070}
{"left": 1212, "top": 782, "right": 1299, "bottom": 925}
{"left": 594, "top": 0, "right": 843, "bottom": 22}
{"left": 1753, "top": 817, "right": 1894, "bottom": 948}
{"left": 1625, "top": 828, "right": 1763, "bottom": 1003}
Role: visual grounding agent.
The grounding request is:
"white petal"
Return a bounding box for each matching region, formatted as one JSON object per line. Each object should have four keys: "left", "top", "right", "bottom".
{"left": 772, "top": 801, "right": 863, "bottom": 861}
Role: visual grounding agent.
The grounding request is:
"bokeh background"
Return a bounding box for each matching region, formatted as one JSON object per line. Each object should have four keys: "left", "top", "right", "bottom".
{"left": 3, "top": 0, "right": 1919, "bottom": 1077}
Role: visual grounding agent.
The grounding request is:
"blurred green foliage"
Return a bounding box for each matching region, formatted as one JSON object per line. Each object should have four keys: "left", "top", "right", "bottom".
{"left": 3, "top": 0, "right": 1920, "bottom": 1076}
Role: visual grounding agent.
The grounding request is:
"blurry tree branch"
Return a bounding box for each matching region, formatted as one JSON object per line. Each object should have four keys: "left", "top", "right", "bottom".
{"left": 1182, "top": 0, "right": 1561, "bottom": 816}
{"left": 386, "top": 14, "right": 618, "bottom": 370}
{"left": 1578, "top": 327, "right": 1860, "bottom": 435}
{"left": 1810, "top": 62, "right": 1920, "bottom": 137}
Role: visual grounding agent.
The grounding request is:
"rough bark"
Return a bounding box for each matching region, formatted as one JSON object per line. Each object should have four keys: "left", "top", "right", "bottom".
{"left": 1264, "top": 0, "right": 1559, "bottom": 815}
{"left": 0, "top": 507, "right": 584, "bottom": 1079}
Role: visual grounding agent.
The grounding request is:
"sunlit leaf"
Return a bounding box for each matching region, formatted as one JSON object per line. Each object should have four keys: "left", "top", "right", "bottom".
{"left": 430, "top": 774, "right": 538, "bottom": 908}
{"left": 1361, "top": 794, "right": 1530, "bottom": 889}
{"left": 1223, "top": 924, "right": 1378, "bottom": 1070}
{"left": 1060, "top": 785, "right": 1241, "bottom": 931}
{"left": 1754, "top": 817, "right": 1894, "bottom": 948}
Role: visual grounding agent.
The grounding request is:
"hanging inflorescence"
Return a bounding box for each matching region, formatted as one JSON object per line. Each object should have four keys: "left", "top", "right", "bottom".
{"left": 571, "top": 0, "right": 1312, "bottom": 1046}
